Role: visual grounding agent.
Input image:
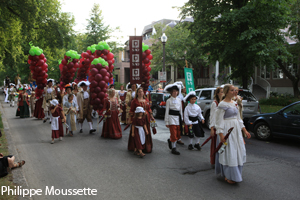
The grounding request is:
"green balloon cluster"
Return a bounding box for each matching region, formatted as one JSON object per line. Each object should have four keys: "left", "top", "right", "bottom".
{"left": 66, "top": 50, "right": 80, "bottom": 60}
{"left": 87, "top": 44, "right": 97, "bottom": 53}
{"left": 91, "top": 57, "right": 108, "bottom": 67}
{"left": 95, "top": 41, "right": 111, "bottom": 51}
{"left": 142, "top": 43, "right": 149, "bottom": 52}
{"left": 29, "top": 42, "right": 43, "bottom": 56}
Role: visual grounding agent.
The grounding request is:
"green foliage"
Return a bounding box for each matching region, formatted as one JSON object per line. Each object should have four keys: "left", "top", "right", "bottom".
{"left": 180, "top": 0, "right": 292, "bottom": 88}
{"left": 0, "top": 0, "right": 75, "bottom": 83}
{"left": 84, "top": 4, "right": 111, "bottom": 49}
{"left": 259, "top": 97, "right": 299, "bottom": 106}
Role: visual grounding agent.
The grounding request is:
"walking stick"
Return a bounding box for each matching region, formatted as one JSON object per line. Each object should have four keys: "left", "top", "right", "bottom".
{"left": 201, "top": 136, "right": 212, "bottom": 147}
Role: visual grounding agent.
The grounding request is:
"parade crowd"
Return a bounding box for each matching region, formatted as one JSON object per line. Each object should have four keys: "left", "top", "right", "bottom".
{"left": 2, "top": 76, "right": 251, "bottom": 184}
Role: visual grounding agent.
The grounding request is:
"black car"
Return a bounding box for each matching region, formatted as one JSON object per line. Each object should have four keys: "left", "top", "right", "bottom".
{"left": 248, "top": 101, "right": 300, "bottom": 140}
{"left": 150, "top": 92, "right": 170, "bottom": 118}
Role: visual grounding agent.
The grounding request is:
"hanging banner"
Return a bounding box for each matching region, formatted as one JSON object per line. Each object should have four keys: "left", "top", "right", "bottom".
{"left": 184, "top": 68, "right": 195, "bottom": 93}
{"left": 129, "top": 36, "right": 143, "bottom": 84}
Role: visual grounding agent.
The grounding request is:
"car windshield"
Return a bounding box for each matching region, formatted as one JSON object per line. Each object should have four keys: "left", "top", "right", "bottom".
{"left": 163, "top": 93, "right": 170, "bottom": 101}
{"left": 238, "top": 90, "right": 257, "bottom": 102}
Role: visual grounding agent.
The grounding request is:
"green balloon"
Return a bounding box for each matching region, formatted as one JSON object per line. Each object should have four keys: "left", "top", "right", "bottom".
{"left": 29, "top": 50, "right": 35, "bottom": 56}
{"left": 103, "top": 44, "right": 109, "bottom": 50}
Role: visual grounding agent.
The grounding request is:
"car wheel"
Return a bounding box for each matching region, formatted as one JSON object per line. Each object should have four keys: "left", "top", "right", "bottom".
{"left": 152, "top": 107, "right": 158, "bottom": 118}
{"left": 254, "top": 122, "right": 272, "bottom": 140}
{"left": 205, "top": 112, "right": 210, "bottom": 128}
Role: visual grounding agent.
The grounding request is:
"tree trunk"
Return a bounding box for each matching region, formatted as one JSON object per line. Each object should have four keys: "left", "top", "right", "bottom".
{"left": 292, "top": 80, "right": 300, "bottom": 98}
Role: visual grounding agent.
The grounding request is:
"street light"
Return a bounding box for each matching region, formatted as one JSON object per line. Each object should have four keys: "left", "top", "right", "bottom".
{"left": 161, "top": 33, "right": 167, "bottom": 87}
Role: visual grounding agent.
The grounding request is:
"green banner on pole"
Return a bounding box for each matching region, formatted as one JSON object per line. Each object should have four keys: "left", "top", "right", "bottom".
{"left": 184, "top": 68, "right": 195, "bottom": 93}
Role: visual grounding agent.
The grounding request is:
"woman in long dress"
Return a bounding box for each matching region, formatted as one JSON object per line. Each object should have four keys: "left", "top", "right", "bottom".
{"left": 118, "top": 85, "right": 127, "bottom": 124}
{"left": 101, "top": 89, "right": 122, "bottom": 139}
{"left": 209, "top": 87, "right": 224, "bottom": 166}
{"left": 215, "top": 84, "right": 251, "bottom": 184}
{"left": 34, "top": 96, "right": 45, "bottom": 120}
{"left": 63, "top": 94, "right": 77, "bottom": 136}
{"left": 16, "top": 88, "right": 30, "bottom": 118}
{"left": 128, "top": 87, "right": 154, "bottom": 153}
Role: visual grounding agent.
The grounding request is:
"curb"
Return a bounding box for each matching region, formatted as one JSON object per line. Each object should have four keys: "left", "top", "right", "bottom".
{"left": 0, "top": 95, "right": 32, "bottom": 200}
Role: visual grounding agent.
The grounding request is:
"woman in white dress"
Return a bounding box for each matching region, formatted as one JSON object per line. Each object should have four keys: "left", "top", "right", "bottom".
{"left": 215, "top": 84, "right": 251, "bottom": 184}
{"left": 4, "top": 86, "right": 9, "bottom": 103}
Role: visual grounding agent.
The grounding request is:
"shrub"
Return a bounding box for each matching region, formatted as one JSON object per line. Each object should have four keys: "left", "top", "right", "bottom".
{"left": 259, "top": 97, "right": 299, "bottom": 106}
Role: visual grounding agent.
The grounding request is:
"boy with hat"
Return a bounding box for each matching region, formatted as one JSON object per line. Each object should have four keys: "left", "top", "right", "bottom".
{"left": 164, "top": 83, "right": 183, "bottom": 155}
{"left": 183, "top": 91, "right": 205, "bottom": 150}
{"left": 42, "top": 79, "right": 56, "bottom": 123}
{"left": 77, "top": 81, "right": 96, "bottom": 134}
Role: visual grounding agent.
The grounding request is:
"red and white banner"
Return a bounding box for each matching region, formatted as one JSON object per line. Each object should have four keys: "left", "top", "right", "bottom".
{"left": 129, "top": 36, "right": 143, "bottom": 84}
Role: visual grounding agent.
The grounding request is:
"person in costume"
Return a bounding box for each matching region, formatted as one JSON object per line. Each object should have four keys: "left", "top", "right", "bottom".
{"left": 128, "top": 87, "right": 154, "bottom": 153}
{"left": 63, "top": 94, "right": 77, "bottom": 136}
{"left": 62, "top": 84, "right": 78, "bottom": 111}
{"left": 215, "top": 84, "right": 251, "bottom": 184}
{"left": 14, "top": 74, "right": 21, "bottom": 86}
{"left": 184, "top": 91, "right": 205, "bottom": 150}
{"left": 76, "top": 81, "right": 96, "bottom": 134}
{"left": 16, "top": 88, "right": 30, "bottom": 118}
{"left": 101, "top": 89, "right": 122, "bottom": 139}
{"left": 42, "top": 79, "right": 56, "bottom": 123}
{"left": 50, "top": 99, "right": 65, "bottom": 144}
{"left": 8, "top": 84, "right": 17, "bottom": 107}
{"left": 72, "top": 82, "right": 79, "bottom": 96}
{"left": 0, "top": 153, "right": 25, "bottom": 178}
{"left": 209, "top": 87, "right": 224, "bottom": 167}
{"left": 125, "top": 83, "right": 134, "bottom": 124}
{"left": 34, "top": 94, "right": 45, "bottom": 120}
{"left": 5, "top": 76, "right": 10, "bottom": 87}
{"left": 164, "top": 83, "right": 183, "bottom": 155}
{"left": 4, "top": 86, "right": 9, "bottom": 103}
{"left": 233, "top": 87, "right": 243, "bottom": 120}
{"left": 131, "top": 106, "right": 149, "bottom": 158}
{"left": 30, "top": 91, "right": 36, "bottom": 117}
{"left": 175, "top": 81, "right": 188, "bottom": 139}
{"left": 117, "top": 85, "right": 127, "bottom": 124}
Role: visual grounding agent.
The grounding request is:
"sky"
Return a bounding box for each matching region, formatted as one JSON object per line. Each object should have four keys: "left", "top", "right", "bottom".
{"left": 60, "top": 0, "right": 188, "bottom": 44}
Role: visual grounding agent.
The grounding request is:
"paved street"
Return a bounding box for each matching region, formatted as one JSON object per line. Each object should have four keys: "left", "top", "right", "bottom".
{"left": 1, "top": 94, "right": 300, "bottom": 200}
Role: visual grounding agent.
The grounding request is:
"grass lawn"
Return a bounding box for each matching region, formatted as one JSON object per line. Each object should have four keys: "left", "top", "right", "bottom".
{"left": 0, "top": 112, "right": 17, "bottom": 200}
{"left": 260, "top": 105, "right": 284, "bottom": 113}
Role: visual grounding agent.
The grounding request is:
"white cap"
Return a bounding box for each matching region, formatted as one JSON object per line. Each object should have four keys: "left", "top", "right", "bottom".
{"left": 184, "top": 91, "right": 199, "bottom": 102}
{"left": 135, "top": 106, "right": 145, "bottom": 113}
{"left": 50, "top": 99, "right": 59, "bottom": 106}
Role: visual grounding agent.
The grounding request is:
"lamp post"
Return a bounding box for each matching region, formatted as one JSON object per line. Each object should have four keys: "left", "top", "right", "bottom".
{"left": 161, "top": 33, "right": 167, "bottom": 87}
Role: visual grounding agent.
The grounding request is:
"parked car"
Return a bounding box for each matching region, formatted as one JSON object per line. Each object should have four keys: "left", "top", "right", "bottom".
{"left": 195, "top": 87, "right": 261, "bottom": 128}
{"left": 150, "top": 92, "right": 170, "bottom": 118}
{"left": 248, "top": 101, "right": 300, "bottom": 140}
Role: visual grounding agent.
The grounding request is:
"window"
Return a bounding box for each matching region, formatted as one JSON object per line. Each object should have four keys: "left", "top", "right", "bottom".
{"left": 151, "top": 94, "right": 157, "bottom": 101}
{"left": 272, "top": 68, "right": 284, "bottom": 79}
{"left": 195, "top": 90, "right": 200, "bottom": 97}
{"left": 283, "top": 103, "right": 300, "bottom": 116}
{"left": 199, "top": 90, "right": 212, "bottom": 100}
{"left": 260, "top": 66, "right": 270, "bottom": 79}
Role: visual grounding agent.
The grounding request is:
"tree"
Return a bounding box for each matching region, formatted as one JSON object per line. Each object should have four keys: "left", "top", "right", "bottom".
{"left": 0, "top": 0, "right": 75, "bottom": 83}
{"left": 180, "top": 0, "right": 291, "bottom": 89}
{"left": 150, "top": 23, "right": 208, "bottom": 83}
{"left": 84, "top": 3, "right": 111, "bottom": 48}
{"left": 276, "top": 0, "right": 300, "bottom": 97}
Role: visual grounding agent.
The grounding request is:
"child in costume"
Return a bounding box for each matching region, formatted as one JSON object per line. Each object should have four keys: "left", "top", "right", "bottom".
{"left": 30, "top": 91, "right": 36, "bottom": 117}
{"left": 50, "top": 99, "right": 66, "bottom": 144}
{"left": 63, "top": 94, "right": 77, "bottom": 136}
{"left": 131, "top": 106, "right": 149, "bottom": 158}
{"left": 164, "top": 83, "right": 183, "bottom": 155}
{"left": 183, "top": 91, "right": 205, "bottom": 150}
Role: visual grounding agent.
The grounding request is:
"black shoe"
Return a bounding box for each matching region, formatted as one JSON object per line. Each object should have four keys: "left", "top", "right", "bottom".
{"left": 167, "top": 139, "right": 172, "bottom": 150}
{"left": 49, "top": 122, "right": 51, "bottom": 124}
{"left": 194, "top": 143, "right": 201, "bottom": 150}
{"left": 171, "top": 148, "right": 180, "bottom": 155}
{"left": 79, "top": 129, "right": 83, "bottom": 133}
{"left": 188, "top": 144, "right": 194, "bottom": 150}
{"left": 89, "top": 129, "right": 96, "bottom": 134}
{"left": 43, "top": 119, "right": 46, "bottom": 123}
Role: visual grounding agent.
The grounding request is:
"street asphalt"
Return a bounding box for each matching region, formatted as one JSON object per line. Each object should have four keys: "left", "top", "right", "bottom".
{"left": 1, "top": 93, "right": 300, "bottom": 200}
